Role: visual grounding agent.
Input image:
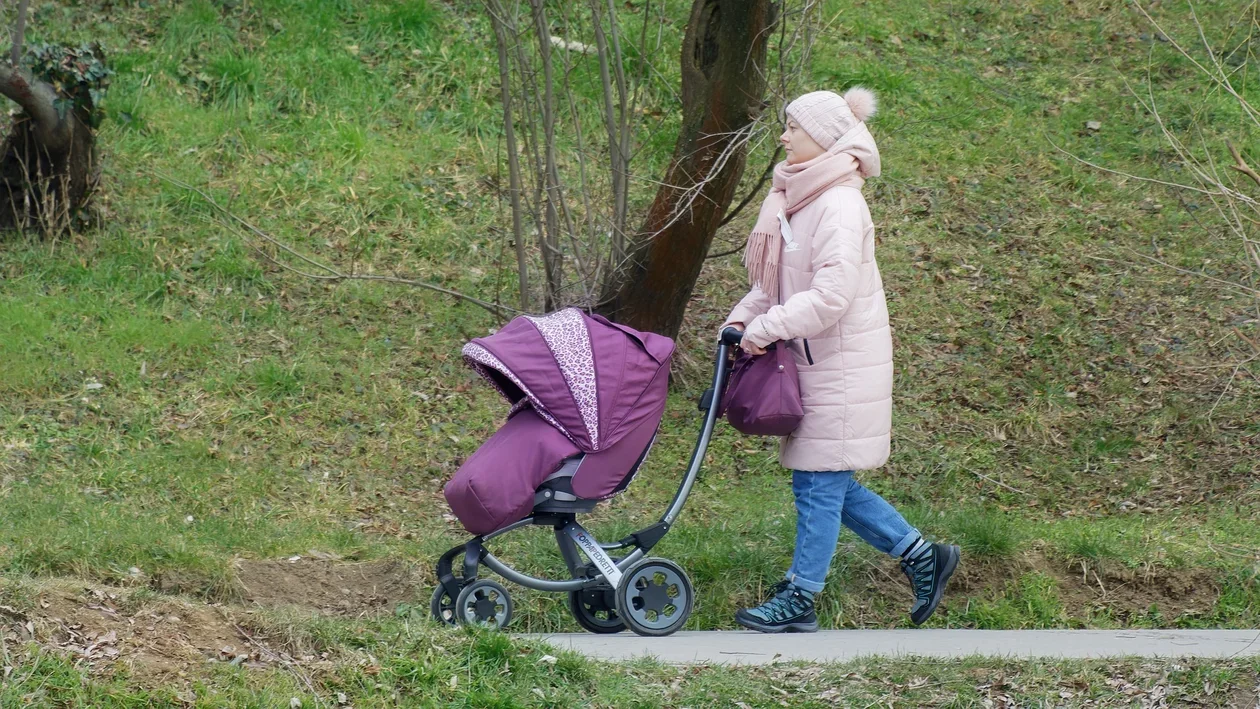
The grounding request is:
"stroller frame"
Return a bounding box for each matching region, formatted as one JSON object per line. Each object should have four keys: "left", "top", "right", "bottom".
{"left": 432, "top": 330, "right": 741, "bottom": 636}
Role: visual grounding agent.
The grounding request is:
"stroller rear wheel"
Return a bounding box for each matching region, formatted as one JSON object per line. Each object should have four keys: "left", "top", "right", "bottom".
{"left": 456, "top": 579, "right": 514, "bottom": 630}
{"left": 614, "top": 557, "right": 693, "bottom": 637}
{"left": 568, "top": 586, "right": 625, "bottom": 634}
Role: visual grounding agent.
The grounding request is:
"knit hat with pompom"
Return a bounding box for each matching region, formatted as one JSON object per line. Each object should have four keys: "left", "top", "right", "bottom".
{"left": 784, "top": 87, "right": 877, "bottom": 151}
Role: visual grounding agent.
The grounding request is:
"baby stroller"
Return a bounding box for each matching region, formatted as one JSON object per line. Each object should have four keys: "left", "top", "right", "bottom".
{"left": 430, "top": 308, "right": 741, "bottom": 636}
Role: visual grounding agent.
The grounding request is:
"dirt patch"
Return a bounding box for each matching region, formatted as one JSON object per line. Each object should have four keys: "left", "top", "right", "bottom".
{"left": 234, "top": 558, "right": 422, "bottom": 616}
{"left": 862, "top": 552, "right": 1221, "bottom": 624}
{"left": 0, "top": 561, "right": 421, "bottom": 688}
{"left": 1044, "top": 558, "right": 1220, "bottom": 622}
{"left": 0, "top": 582, "right": 274, "bottom": 687}
{"left": 1227, "top": 680, "right": 1260, "bottom": 709}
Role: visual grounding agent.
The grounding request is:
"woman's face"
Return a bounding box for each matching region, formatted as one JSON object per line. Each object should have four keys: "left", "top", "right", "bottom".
{"left": 781, "top": 117, "right": 825, "bottom": 165}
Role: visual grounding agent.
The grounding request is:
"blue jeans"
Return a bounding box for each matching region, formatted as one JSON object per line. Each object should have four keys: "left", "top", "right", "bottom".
{"left": 786, "top": 470, "right": 921, "bottom": 593}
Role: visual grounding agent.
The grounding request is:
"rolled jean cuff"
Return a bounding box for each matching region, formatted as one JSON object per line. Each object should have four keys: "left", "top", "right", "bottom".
{"left": 888, "top": 530, "right": 923, "bottom": 559}
{"left": 785, "top": 571, "right": 826, "bottom": 594}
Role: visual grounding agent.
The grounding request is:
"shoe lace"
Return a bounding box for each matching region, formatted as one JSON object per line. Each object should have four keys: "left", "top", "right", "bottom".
{"left": 754, "top": 584, "right": 810, "bottom": 622}
{"left": 901, "top": 551, "right": 937, "bottom": 600}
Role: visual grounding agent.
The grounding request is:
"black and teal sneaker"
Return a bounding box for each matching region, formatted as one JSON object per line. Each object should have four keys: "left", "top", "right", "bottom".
{"left": 734, "top": 581, "right": 819, "bottom": 633}
{"left": 901, "top": 542, "right": 960, "bottom": 625}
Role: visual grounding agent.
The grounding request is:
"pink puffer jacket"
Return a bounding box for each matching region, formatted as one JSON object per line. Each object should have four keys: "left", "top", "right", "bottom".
{"left": 724, "top": 183, "right": 892, "bottom": 473}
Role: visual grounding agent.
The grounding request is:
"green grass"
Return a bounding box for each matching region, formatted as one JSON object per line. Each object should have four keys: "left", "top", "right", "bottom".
{"left": 0, "top": 576, "right": 1256, "bottom": 707}
{"left": 0, "top": 0, "right": 1258, "bottom": 701}
{"left": 941, "top": 506, "right": 1026, "bottom": 559}
{"left": 5, "top": 635, "right": 1255, "bottom": 708}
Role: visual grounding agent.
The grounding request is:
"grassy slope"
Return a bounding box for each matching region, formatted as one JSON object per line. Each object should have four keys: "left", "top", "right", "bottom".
{"left": 0, "top": 0, "right": 1258, "bottom": 703}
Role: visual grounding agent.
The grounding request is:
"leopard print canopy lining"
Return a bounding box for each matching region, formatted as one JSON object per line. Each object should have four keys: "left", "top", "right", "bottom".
{"left": 524, "top": 309, "right": 600, "bottom": 450}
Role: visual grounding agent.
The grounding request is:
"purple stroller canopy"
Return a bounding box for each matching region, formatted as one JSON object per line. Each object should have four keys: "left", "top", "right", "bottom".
{"left": 446, "top": 308, "right": 675, "bottom": 533}
{"left": 463, "top": 308, "right": 675, "bottom": 454}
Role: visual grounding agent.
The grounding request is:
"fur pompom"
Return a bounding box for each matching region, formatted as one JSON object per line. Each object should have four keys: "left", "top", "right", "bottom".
{"left": 843, "top": 86, "right": 877, "bottom": 122}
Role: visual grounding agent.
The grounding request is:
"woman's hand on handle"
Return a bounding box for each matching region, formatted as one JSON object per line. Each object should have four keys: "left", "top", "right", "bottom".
{"left": 724, "top": 323, "right": 766, "bottom": 356}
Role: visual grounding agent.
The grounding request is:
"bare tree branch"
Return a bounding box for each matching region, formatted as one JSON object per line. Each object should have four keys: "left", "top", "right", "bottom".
{"left": 1131, "top": 1, "right": 1260, "bottom": 129}
{"left": 529, "top": 0, "right": 566, "bottom": 307}
{"left": 156, "top": 172, "right": 518, "bottom": 317}
{"left": 605, "top": 0, "right": 632, "bottom": 243}
{"left": 588, "top": 0, "right": 625, "bottom": 263}
{"left": 705, "top": 243, "right": 746, "bottom": 260}
{"left": 553, "top": 1, "right": 600, "bottom": 286}
{"left": 720, "top": 145, "right": 782, "bottom": 227}
{"left": 502, "top": 1, "right": 550, "bottom": 293}
{"left": 11, "top": 0, "right": 31, "bottom": 67}
{"left": 477, "top": 0, "right": 813, "bottom": 331}
{"left": 486, "top": 0, "right": 531, "bottom": 311}
{"left": 0, "top": 64, "right": 65, "bottom": 146}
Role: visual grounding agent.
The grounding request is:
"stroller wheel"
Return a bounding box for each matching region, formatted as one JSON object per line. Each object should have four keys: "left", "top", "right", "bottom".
{"left": 568, "top": 586, "right": 625, "bottom": 634}
{"left": 455, "top": 579, "right": 514, "bottom": 630}
{"left": 430, "top": 583, "right": 460, "bottom": 626}
{"left": 615, "top": 557, "right": 693, "bottom": 637}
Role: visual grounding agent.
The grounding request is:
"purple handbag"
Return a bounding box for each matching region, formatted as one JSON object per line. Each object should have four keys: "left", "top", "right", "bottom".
{"left": 720, "top": 341, "right": 805, "bottom": 436}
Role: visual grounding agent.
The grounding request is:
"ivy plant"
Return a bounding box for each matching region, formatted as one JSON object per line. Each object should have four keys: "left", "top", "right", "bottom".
{"left": 23, "top": 42, "right": 112, "bottom": 128}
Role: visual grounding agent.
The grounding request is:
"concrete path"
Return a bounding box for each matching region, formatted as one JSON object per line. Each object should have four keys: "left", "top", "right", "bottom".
{"left": 525, "top": 630, "right": 1260, "bottom": 665}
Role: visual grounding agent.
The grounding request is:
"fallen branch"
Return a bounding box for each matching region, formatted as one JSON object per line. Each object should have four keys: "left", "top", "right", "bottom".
{"left": 1235, "top": 327, "right": 1260, "bottom": 354}
{"left": 1207, "top": 353, "right": 1257, "bottom": 425}
{"left": 964, "top": 468, "right": 1029, "bottom": 496}
{"left": 1227, "top": 140, "right": 1260, "bottom": 190}
{"left": 1046, "top": 133, "right": 1219, "bottom": 197}
{"left": 1124, "top": 246, "right": 1260, "bottom": 298}
{"left": 157, "top": 171, "right": 519, "bottom": 318}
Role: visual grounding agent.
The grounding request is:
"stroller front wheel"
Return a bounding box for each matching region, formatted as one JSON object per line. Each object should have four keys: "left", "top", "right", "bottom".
{"left": 455, "top": 579, "right": 514, "bottom": 630}
{"left": 615, "top": 557, "right": 694, "bottom": 637}
{"left": 430, "top": 583, "right": 459, "bottom": 626}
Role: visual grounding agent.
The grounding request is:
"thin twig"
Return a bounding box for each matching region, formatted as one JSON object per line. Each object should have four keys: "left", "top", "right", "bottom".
{"left": 232, "top": 622, "right": 329, "bottom": 709}
{"left": 964, "top": 468, "right": 1028, "bottom": 496}
{"left": 487, "top": 0, "right": 530, "bottom": 311}
{"left": 554, "top": 0, "right": 600, "bottom": 289}
{"left": 157, "top": 172, "right": 517, "bottom": 317}
{"left": 706, "top": 243, "right": 747, "bottom": 260}
{"left": 0, "top": 622, "right": 10, "bottom": 669}
{"left": 1235, "top": 327, "right": 1260, "bottom": 354}
{"left": 1227, "top": 140, "right": 1260, "bottom": 190}
{"left": 1124, "top": 246, "right": 1260, "bottom": 297}
{"left": 1207, "top": 355, "right": 1256, "bottom": 425}
{"left": 530, "top": 0, "right": 568, "bottom": 307}
{"left": 604, "top": 0, "right": 631, "bottom": 245}
{"left": 1132, "top": 2, "right": 1260, "bottom": 129}
{"left": 588, "top": 0, "right": 624, "bottom": 264}
{"left": 1092, "top": 569, "right": 1108, "bottom": 598}
{"left": 720, "top": 146, "right": 782, "bottom": 228}
{"left": 1046, "top": 133, "right": 1220, "bottom": 196}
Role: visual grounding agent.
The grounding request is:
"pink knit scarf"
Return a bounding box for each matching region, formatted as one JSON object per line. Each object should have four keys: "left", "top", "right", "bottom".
{"left": 743, "top": 147, "right": 866, "bottom": 298}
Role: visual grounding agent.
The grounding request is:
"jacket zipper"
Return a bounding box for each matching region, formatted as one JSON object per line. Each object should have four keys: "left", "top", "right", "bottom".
{"left": 802, "top": 339, "right": 814, "bottom": 365}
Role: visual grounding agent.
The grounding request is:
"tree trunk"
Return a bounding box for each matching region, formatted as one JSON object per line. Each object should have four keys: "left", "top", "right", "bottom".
{"left": 598, "top": 0, "right": 777, "bottom": 338}
{"left": 0, "top": 51, "right": 102, "bottom": 235}
{"left": 0, "top": 112, "right": 98, "bottom": 233}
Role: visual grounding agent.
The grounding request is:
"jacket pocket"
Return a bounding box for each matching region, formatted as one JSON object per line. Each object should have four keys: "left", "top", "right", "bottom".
{"left": 802, "top": 339, "right": 815, "bottom": 365}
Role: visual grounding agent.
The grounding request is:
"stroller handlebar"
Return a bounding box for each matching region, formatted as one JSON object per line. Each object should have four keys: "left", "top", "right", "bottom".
{"left": 719, "top": 327, "right": 744, "bottom": 346}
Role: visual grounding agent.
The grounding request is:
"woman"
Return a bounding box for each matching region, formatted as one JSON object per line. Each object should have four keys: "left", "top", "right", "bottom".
{"left": 724, "top": 87, "right": 960, "bottom": 633}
